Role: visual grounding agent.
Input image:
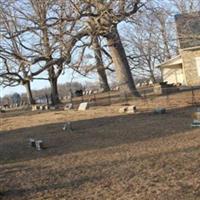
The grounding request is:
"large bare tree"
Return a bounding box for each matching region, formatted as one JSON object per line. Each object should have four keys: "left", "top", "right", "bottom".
{"left": 0, "top": 0, "right": 87, "bottom": 105}
{"left": 0, "top": 3, "right": 36, "bottom": 104}
{"left": 122, "top": 5, "right": 177, "bottom": 83}
{"left": 60, "top": 0, "right": 148, "bottom": 96}
{"left": 1, "top": 0, "right": 152, "bottom": 99}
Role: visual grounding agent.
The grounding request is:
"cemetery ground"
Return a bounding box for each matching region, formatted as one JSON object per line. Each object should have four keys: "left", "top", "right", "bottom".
{"left": 1, "top": 97, "right": 200, "bottom": 199}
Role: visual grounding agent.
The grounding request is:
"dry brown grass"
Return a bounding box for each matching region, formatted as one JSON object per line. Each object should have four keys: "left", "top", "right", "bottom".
{"left": 0, "top": 97, "right": 200, "bottom": 199}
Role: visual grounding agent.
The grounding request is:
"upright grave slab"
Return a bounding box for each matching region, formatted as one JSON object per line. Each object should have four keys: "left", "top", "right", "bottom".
{"left": 191, "top": 108, "right": 200, "bottom": 127}
{"left": 78, "top": 102, "right": 89, "bottom": 111}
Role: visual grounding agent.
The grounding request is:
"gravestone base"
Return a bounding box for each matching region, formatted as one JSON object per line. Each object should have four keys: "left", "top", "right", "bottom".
{"left": 191, "top": 120, "right": 200, "bottom": 127}
{"left": 119, "top": 105, "right": 137, "bottom": 114}
{"left": 154, "top": 108, "right": 166, "bottom": 114}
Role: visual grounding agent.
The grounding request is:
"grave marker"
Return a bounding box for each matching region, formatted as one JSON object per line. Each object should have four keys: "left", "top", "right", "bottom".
{"left": 119, "top": 106, "right": 128, "bottom": 113}
{"left": 44, "top": 105, "right": 50, "bottom": 110}
{"left": 28, "top": 138, "right": 45, "bottom": 150}
{"left": 78, "top": 102, "right": 89, "bottom": 111}
{"left": 191, "top": 108, "right": 200, "bottom": 127}
{"left": 127, "top": 105, "right": 137, "bottom": 114}
{"left": 39, "top": 105, "right": 45, "bottom": 110}
{"left": 32, "top": 105, "right": 40, "bottom": 111}
{"left": 29, "top": 138, "right": 36, "bottom": 147}
{"left": 35, "top": 140, "right": 43, "bottom": 151}
{"left": 64, "top": 103, "right": 73, "bottom": 111}
{"left": 154, "top": 108, "right": 166, "bottom": 114}
{"left": 63, "top": 122, "right": 73, "bottom": 131}
{"left": 119, "top": 105, "right": 137, "bottom": 114}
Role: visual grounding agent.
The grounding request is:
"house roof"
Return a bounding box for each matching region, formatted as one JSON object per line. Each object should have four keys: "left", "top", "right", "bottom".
{"left": 157, "top": 55, "right": 182, "bottom": 68}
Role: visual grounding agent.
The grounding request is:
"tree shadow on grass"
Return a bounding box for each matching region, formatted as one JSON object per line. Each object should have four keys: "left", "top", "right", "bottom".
{"left": 1, "top": 143, "right": 200, "bottom": 200}
{"left": 0, "top": 106, "right": 196, "bottom": 164}
{"left": 2, "top": 175, "right": 102, "bottom": 199}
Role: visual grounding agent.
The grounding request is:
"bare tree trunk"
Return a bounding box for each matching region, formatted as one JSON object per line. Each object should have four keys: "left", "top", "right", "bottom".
{"left": 161, "top": 28, "right": 171, "bottom": 59}
{"left": 49, "top": 77, "right": 60, "bottom": 105}
{"left": 24, "top": 81, "right": 35, "bottom": 105}
{"left": 156, "top": 15, "right": 172, "bottom": 60}
{"left": 93, "top": 36, "right": 110, "bottom": 92}
{"left": 150, "top": 72, "right": 157, "bottom": 83}
{"left": 147, "top": 59, "right": 157, "bottom": 83}
{"left": 107, "top": 28, "right": 140, "bottom": 97}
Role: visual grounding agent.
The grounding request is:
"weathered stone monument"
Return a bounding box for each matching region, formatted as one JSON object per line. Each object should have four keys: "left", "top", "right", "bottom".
{"left": 154, "top": 107, "right": 166, "bottom": 114}
{"left": 191, "top": 108, "right": 200, "bottom": 127}
{"left": 64, "top": 103, "right": 73, "bottom": 111}
{"left": 119, "top": 105, "right": 137, "bottom": 114}
{"left": 78, "top": 102, "right": 89, "bottom": 111}
{"left": 29, "top": 138, "right": 36, "bottom": 147}
{"left": 32, "top": 105, "right": 40, "bottom": 111}
{"left": 119, "top": 106, "right": 128, "bottom": 113}
{"left": 44, "top": 105, "right": 50, "bottom": 110}
{"left": 127, "top": 105, "right": 137, "bottom": 114}
{"left": 63, "top": 122, "right": 73, "bottom": 131}
{"left": 28, "top": 138, "right": 44, "bottom": 150}
{"left": 35, "top": 140, "right": 43, "bottom": 151}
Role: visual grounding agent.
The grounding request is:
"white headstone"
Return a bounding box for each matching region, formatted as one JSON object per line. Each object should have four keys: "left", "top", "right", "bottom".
{"left": 119, "top": 106, "right": 128, "bottom": 113}
{"left": 149, "top": 80, "right": 153, "bottom": 85}
{"left": 44, "top": 105, "right": 49, "bottom": 110}
{"left": 29, "top": 138, "right": 36, "bottom": 147}
{"left": 89, "top": 90, "right": 93, "bottom": 95}
{"left": 32, "top": 105, "right": 40, "bottom": 111}
{"left": 136, "top": 83, "right": 140, "bottom": 87}
{"left": 127, "top": 105, "right": 137, "bottom": 114}
{"left": 78, "top": 102, "right": 89, "bottom": 111}
{"left": 35, "top": 140, "right": 43, "bottom": 151}
{"left": 64, "top": 103, "right": 73, "bottom": 110}
{"left": 40, "top": 105, "right": 45, "bottom": 110}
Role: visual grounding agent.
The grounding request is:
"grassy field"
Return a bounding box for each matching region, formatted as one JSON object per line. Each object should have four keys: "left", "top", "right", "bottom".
{"left": 1, "top": 99, "right": 200, "bottom": 199}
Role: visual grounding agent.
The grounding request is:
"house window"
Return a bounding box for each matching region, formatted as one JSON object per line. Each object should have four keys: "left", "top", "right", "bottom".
{"left": 195, "top": 57, "right": 200, "bottom": 76}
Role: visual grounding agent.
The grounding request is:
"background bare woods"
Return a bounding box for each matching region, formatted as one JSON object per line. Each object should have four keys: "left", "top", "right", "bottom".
{"left": 0, "top": 0, "right": 200, "bottom": 105}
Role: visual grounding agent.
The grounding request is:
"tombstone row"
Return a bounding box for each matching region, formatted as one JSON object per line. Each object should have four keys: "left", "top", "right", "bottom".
{"left": 32, "top": 102, "right": 90, "bottom": 112}
{"left": 32, "top": 105, "right": 50, "bottom": 111}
